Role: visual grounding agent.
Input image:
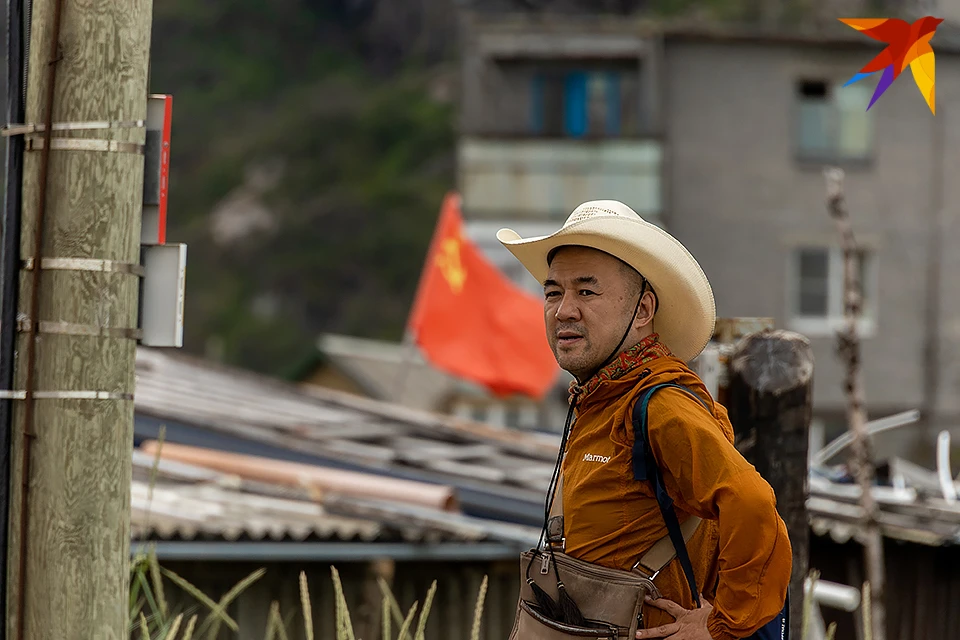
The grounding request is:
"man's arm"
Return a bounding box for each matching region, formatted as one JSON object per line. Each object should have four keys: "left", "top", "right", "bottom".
{"left": 646, "top": 390, "right": 792, "bottom": 640}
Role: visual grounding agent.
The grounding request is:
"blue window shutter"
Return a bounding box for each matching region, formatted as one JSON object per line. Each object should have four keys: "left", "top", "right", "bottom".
{"left": 564, "top": 72, "right": 588, "bottom": 137}
{"left": 606, "top": 72, "right": 621, "bottom": 135}
{"left": 530, "top": 73, "right": 545, "bottom": 134}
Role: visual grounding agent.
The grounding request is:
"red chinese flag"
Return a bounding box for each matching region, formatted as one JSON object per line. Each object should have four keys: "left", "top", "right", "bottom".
{"left": 407, "top": 193, "right": 559, "bottom": 399}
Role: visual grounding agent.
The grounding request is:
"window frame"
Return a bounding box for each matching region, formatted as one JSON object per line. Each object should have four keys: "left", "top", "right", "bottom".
{"left": 786, "top": 245, "right": 878, "bottom": 338}
{"left": 529, "top": 63, "right": 640, "bottom": 139}
{"left": 792, "top": 76, "right": 876, "bottom": 165}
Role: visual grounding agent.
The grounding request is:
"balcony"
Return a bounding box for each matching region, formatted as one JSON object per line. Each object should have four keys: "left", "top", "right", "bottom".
{"left": 458, "top": 137, "right": 662, "bottom": 221}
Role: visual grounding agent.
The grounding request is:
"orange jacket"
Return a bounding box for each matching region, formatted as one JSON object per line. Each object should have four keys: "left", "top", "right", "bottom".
{"left": 561, "top": 341, "right": 792, "bottom": 640}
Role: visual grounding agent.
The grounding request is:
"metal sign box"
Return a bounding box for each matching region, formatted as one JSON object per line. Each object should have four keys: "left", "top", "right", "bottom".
{"left": 139, "top": 243, "right": 187, "bottom": 347}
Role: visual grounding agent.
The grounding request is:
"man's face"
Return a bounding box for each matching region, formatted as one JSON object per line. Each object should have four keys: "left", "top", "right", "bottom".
{"left": 543, "top": 246, "right": 653, "bottom": 381}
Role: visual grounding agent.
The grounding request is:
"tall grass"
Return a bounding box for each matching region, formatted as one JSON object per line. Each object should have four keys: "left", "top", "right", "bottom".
{"left": 128, "top": 550, "right": 489, "bottom": 640}
{"left": 132, "top": 426, "right": 488, "bottom": 639}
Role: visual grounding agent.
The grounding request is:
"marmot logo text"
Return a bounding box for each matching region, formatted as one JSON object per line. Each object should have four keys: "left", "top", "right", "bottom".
{"left": 583, "top": 453, "right": 611, "bottom": 464}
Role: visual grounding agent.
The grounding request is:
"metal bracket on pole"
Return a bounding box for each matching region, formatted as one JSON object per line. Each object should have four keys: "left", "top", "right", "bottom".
{"left": 1, "top": 119, "right": 145, "bottom": 136}
{"left": 23, "top": 137, "right": 143, "bottom": 154}
{"left": 0, "top": 391, "right": 133, "bottom": 400}
{"left": 21, "top": 257, "right": 145, "bottom": 277}
{"left": 16, "top": 319, "right": 142, "bottom": 340}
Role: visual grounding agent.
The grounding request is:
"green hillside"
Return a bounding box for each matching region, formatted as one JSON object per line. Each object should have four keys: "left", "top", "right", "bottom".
{"left": 149, "top": 0, "right": 457, "bottom": 376}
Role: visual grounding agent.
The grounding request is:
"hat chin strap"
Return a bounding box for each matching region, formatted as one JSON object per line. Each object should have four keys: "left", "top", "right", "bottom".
{"left": 575, "top": 279, "right": 649, "bottom": 385}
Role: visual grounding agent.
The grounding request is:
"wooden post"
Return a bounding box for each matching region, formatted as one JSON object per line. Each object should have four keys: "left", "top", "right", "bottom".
{"left": 824, "top": 167, "right": 886, "bottom": 640}
{"left": 6, "top": 0, "right": 153, "bottom": 637}
{"left": 727, "top": 329, "right": 813, "bottom": 640}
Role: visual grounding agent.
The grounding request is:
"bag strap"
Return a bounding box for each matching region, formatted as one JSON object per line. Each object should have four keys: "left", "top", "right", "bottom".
{"left": 545, "top": 458, "right": 565, "bottom": 549}
{"left": 631, "top": 383, "right": 710, "bottom": 607}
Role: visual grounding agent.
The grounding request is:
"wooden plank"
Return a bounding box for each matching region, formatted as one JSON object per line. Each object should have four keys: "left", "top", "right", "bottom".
{"left": 421, "top": 459, "right": 509, "bottom": 484}
{"left": 316, "top": 439, "right": 399, "bottom": 463}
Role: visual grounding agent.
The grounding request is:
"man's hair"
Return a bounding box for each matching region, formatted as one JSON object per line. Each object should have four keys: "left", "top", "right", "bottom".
{"left": 618, "top": 259, "right": 645, "bottom": 297}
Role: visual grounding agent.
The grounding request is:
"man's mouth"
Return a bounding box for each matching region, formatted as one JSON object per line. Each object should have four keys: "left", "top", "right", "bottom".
{"left": 557, "top": 331, "right": 583, "bottom": 345}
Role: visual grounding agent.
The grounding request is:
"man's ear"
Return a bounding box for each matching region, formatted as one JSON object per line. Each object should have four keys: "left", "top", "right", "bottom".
{"left": 634, "top": 291, "right": 657, "bottom": 329}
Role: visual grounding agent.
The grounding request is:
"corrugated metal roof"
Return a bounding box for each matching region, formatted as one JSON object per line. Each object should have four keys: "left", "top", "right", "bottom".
{"left": 130, "top": 448, "right": 542, "bottom": 548}
{"left": 133, "top": 347, "right": 560, "bottom": 506}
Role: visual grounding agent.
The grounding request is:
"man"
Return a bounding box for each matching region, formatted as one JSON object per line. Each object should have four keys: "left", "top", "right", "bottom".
{"left": 497, "top": 201, "right": 792, "bottom": 640}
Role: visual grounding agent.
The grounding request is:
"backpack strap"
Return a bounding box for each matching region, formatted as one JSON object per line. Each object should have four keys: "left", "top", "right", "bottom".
{"left": 631, "top": 383, "right": 710, "bottom": 608}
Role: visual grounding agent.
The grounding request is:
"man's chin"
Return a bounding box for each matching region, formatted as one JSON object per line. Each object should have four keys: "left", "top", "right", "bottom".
{"left": 556, "top": 355, "right": 594, "bottom": 377}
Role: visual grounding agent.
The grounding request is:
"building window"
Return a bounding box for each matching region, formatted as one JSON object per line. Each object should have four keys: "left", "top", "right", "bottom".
{"left": 788, "top": 246, "right": 877, "bottom": 336}
{"left": 795, "top": 78, "right": 873, "bottom": 162}
{"left": 531, "top": 65, "right": 640, "bottom": 138}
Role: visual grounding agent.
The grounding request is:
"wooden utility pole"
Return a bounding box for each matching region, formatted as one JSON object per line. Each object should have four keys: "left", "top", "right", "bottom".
{"left": 6, "top": 0, "right": 153, "bottom": 638}
{"left": 824, "top": 167, "right": 886, "bottom": 640}
{"left": 727, "top": 329, "right": 814, "bottom": 640}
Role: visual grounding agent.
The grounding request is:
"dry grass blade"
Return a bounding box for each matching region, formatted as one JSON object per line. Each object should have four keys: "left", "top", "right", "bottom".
{"left": 414, "top": 581, "right": 438, "bottom": 640}
{"left": 181, "top": 615, "right": 198, "bottom": 640}
{"left": 264, "top": 610, "right": 277, "bottom": 640}
{"left": 299, "top": 571, "right": 314, "bottom": 640}
{"left": 470, "top": 576, "right": 489, "bottom": 640}
{"left": 397, "top": 600, "right": 419, "bottom": 640}
{"left": 377, "top": 576, "right": 406, "bottom": 627}
{"left": 138, "top": 612, "right": 150, "bottom": 640}
{"left": 382, "top": 593, "right": 391, "bottom": 640}
{"left": 198, "top": 567, "right": 267, "bottom": 639}
{"left": 163, "top": 613, "right": 184, "bottom": 640}
{"left": 148, "top": 549, "right": 169, "bottom": 620}
{"left": 160, "top": 567, "right": 240, "bottom": 631}
{"left": 331, "top": 566, "right": 356, "bottom": 640}
{"left": 826, "top": 621, "right": 838, "bottom": 640}
{"left": 269, "top": 601, "right": 291, "bottom": 640}
{"left": 862, "top": 581, "right": 873, "bottom": 640}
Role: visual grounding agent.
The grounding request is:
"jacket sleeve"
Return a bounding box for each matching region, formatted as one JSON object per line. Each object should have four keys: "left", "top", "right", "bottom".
{"left": 646, "top": 390, "right": 793, "bottom": 640}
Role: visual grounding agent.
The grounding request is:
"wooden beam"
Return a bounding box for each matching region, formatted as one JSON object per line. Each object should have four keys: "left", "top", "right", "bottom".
{"left": 727, "top": 329, "right": 813, "bottom": 640}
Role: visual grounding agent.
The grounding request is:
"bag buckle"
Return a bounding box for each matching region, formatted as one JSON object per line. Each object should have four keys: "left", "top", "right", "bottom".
{"left": 546, "top": 515, "right": 565, "bottom": 552}
{"left": 631, "top": 559, "right": 660, "bottom": 581}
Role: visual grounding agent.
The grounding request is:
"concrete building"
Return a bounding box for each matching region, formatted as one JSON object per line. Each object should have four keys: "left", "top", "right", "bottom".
{"left": 456, "top": 10, "right": 960, "bottom": 460}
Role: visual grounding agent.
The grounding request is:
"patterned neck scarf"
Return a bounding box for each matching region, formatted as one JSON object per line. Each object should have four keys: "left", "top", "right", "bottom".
{"left": 568, "top": 333, "right": 672, "bottom": 402}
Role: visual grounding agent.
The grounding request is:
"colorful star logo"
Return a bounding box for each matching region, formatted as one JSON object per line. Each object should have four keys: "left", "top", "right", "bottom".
{"left": 840, "top": 16, "right": 943, "bottom": 114}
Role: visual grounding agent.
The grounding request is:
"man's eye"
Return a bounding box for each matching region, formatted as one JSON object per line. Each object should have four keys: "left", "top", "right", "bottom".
{"left": 544, "top": 291, "right": 560, "bottom": 299}
{"left": 579, "top": 290, "right": 596, "bottom": 296}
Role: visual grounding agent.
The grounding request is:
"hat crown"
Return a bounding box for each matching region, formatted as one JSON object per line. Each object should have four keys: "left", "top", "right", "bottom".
{"left": 565, "top": 200, "right": 643, "bottom": 227}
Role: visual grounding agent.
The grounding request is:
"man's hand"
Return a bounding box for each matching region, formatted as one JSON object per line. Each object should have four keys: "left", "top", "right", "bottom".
{"left": 634, "top": 595, "right": 714, "bottom": 639}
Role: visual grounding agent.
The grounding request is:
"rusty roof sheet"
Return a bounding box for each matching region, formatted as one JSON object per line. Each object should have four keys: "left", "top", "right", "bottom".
{"left": 130, "top": 449, "right": 542, "bottom": 546}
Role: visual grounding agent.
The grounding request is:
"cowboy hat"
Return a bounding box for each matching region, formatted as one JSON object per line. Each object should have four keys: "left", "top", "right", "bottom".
{"left": 496, "top": 200, "right": 716, "bottom": 363}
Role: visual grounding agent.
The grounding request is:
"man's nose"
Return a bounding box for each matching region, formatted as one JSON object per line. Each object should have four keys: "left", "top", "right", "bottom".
{"left": 555, "top": 292, "right": 581, "bottom": 321}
